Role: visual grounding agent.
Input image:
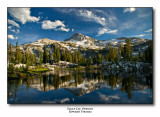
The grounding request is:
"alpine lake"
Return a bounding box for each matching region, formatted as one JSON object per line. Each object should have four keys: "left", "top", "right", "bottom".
{"left": 8, "top": 69, "right": 152, "bottom": 104}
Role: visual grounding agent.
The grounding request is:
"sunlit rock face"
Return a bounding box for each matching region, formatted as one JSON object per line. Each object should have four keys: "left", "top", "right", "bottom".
{"left": 15, "top": 33, "right": 149, "bottom": 58}
{"left": 65, "top": 33, "right": 96, "bottom": 46}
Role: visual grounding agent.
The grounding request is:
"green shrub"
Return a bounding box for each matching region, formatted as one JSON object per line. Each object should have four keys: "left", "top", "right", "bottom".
{"left": 8, "top": 63, "right": 14, "bottom": 74}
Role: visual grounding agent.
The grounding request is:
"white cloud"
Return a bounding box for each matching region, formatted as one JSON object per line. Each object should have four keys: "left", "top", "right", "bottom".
{"left": 101, "top": 17, "right": 106, "bottom": 21}
{"left": 97, "top": 27, "right": 118, "bottom": 36}
{"left": 145, "top": 29, "right": 152, "bottom": 33}
{"left": 15, "top": 37, "right": 18, "bottom": 39}
{"left": 16, "top": 29, "right": 20, "bottom": 34}
{"left": 8, "top": 26, "right": 13, "bottom": 29}
{"left": 42, "top": 20, "right": 70, "bottom": 32}
{"left": 72, "top": 29, "right": 74, "bottom": 32}
{"left": 78, "top": 9, "right": 107, "bottom": 26}
{"left": 58, "top": 27, "right": 70, "bottom": 32}
{"left": 56, "top": 8, "right": 107, "bottom": 26}
{"left": 10, "top": 29, "right": 16, "bottom": 32}
{"left": 8, "top": 26, "right": 20, "bottom": 34}
{"left": 8, "top": 8, "right": 40, "bottom": 24}
{"left": 134, "top": 33, "right": 152, "bottom": 37}
{"left": 123, "top": 8, "right": 136, "bottom": 13}
{"left": 8, "top": 35, "right": 18, "bottom": 40}
{"left": 8, "top": 19, "right": 20, "bottom": 28}
{"left": 138, "top": 34, "right": 145, "bottom": 37}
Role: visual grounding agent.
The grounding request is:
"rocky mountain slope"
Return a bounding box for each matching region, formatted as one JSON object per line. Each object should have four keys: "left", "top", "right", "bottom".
{"left": 65, "top": 33, "right": 148, "bottom": 47}
{"left": 17, "top": 33, "right": 150, "bottom": 57}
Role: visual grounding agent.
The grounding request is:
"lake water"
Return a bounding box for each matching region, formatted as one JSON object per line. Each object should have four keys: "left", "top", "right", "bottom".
{"left": 8, "top": 69, "right": 152, "bottom": 104}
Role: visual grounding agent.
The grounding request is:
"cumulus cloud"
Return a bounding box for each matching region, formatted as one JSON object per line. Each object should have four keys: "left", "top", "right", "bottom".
{"left": 8, "top": 35, "right": 18, "bottom": 39}
{"left": 42, "top": 20, "right": 70, "bottom": 32}
{"left": 78, "top": 9, "right": 107, "bottom": 26}
{"left": 145, "top": 29, "right": 152, "bottom": 33}
{"left": 8, "top": 8, "right": 40, "bottom": 24}
{"left": 56, "top": 8, "right": 119, "bottom": 35}
{"left": 58, "top": 27, "right": 70, "bottom": 32}
{"left": 97, "top": 27, "right": 118, "bottom": 36}
{"left": 123, "top": 8, "right": 136, "bottom": 13}
{"left": 8, "top": 19, "right": 20, "bottom": 28}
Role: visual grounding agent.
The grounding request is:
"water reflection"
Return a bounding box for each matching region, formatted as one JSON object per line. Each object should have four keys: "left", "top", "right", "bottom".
{"left": 8, "top": 70, "right": 152, "bottom": 104}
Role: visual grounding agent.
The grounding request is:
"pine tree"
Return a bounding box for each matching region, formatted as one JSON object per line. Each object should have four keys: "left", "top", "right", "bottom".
{"left": 81, "top": 57, "right": 87, "bottom": 66}
{"left": 8, "top": 42, "right": 14, "bottom": 63}
{"left": 54, "top": 45, "right": 60, "bottom": 63}
{"left": 18, "top": 51, "right": 23, "bottom": 64}
{"left": 105, "top": 55, "right": 109, "bottom": 62}
{"left": 14, "top": 41, "right": 19, "bottom": 64}
{"left": 97, "top": 53, "right": 103, "bottom": 64}
{"left": 61, "top": 51, "right": 66, "bottom": 61}
{"left": 119, "top": 44, "right": 124, "bottom": 61}
{"left": 26, "top": 52, "right": 30, "bottom": 66}
{"left": 93, "top": 54, "right": 97, "bottom": 64}
{"left": 87, "top": 57, "right": 92, "bottom": 66}
{"left": 106, "top": 46, "right": 118, "bottom": 62}
{"left": 39, "top": 52, "right": 43, "bottom": 65}
{"left": 78, "top": 51, "right": 82, "bottom": 64}
{"left": 66, "top": 50, "right": 72, "bottom": 62}
{"left": 43, "top": 45, "right": 49, "bottom": 64}
{"left": 123, "top": 38, "right": 133, "bottom": 61}
{"left": 73, "top": 49, "right": 78, "bottom": 63}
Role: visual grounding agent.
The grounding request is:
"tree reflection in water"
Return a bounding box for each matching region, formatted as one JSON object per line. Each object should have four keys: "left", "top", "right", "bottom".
{"left": 8, "top": 70, "right": 152, "bottom": 101}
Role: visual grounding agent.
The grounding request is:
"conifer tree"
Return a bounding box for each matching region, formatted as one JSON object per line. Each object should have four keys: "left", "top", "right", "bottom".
{"left": 87, "top": 57, "right": 92, "bottom": 66}
{"left": 14, "top": 41, "right": 19, "bottom": 64}
{"left": 8, "top": 42, "right": 14, "bottom": 63}
{"left": 61, "top": 51, "right": 66, "bottom": 61}
{"left": 78, "top": 50, "right": 82, "bottom": 64}
{"left": 73, "top": 49, "right": 78, "bottom": 64}
{"left": 43, "top": 45, "right": 49, "bottom": 64}
{"left": 106, "top": 46, "right": 118, "bottom": 62}
{"left": 97, "top": 53, "right": 103, "bottom": 63}
{"left": 54, "top": 45, "right": 60, "bottom": 63}
{"left": 119, "top": 44, "right": 124, "bottom": 61}
{"left": 123, "top": 38, "right": 133, "bottom": 61}
{"left": 39, "top": 52, "right": 43, "bottom": 65}
{"left": 14, "top": 41, "right": 23, "bottom": 64}
{"left": 66, "top": 50, "right": 72, "bottom": 62}
{"left": 93, "top": 54, "right": 97, "bottom": 64}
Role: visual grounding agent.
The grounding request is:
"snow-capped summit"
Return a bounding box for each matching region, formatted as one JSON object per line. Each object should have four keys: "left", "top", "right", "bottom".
{"left": 65, "top": 33, "right": 149, "bottom": 47}
{"left": 17, "top": 33, "right": 150, "bottom": 58}
{"left": 65, "top": 33, "right": 96, "bottom": 46}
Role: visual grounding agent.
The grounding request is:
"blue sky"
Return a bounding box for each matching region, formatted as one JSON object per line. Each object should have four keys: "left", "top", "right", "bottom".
{"left": 7, "top": 7, "right": 152, "bottom": 45}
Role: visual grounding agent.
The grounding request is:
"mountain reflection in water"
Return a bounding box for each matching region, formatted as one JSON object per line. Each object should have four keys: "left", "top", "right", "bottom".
{"left": 8, "top": 70, "right": 152, "bottom": 104}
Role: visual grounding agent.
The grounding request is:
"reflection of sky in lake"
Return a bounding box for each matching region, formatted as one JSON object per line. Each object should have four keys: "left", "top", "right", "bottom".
{"left": 8, "top": 86, "right": 152, "bottom": 104}
{"left": 8, "top": 70, "right": 152, "bottom": 104}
